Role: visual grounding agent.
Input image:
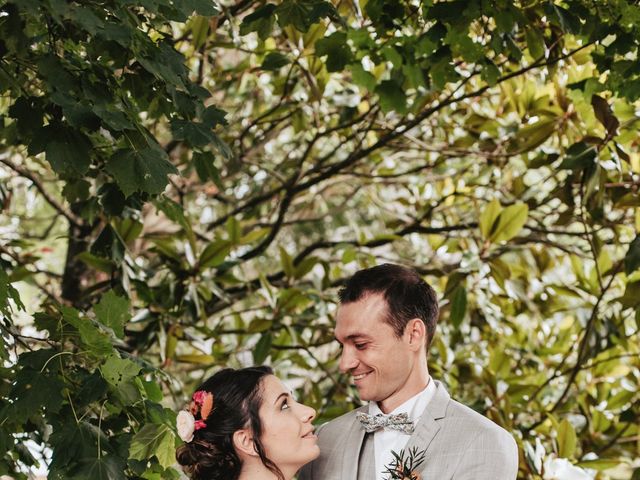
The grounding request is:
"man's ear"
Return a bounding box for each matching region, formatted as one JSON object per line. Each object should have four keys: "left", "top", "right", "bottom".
{"left": 233, "top": 429, "right": 258, "bottom": 457}
{"left": 405, "top": 318, "right": 426, "bottom": 350}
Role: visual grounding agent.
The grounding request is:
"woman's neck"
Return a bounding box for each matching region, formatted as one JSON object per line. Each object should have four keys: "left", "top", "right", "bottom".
{"left": 238, "top": 461, "right": 295, "bottom": 480}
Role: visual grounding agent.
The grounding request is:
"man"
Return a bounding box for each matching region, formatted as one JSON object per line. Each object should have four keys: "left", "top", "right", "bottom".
{"left": 299, "top": 264, "right": 518, "bottom": 480}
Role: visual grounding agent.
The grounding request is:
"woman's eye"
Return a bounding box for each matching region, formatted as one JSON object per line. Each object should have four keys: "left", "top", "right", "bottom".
{"left": 281, "top": 400, "right": 290, "bottom": 410}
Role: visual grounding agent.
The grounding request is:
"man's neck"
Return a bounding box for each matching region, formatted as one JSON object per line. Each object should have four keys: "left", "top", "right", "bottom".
{"left": 377, "top": 370, "right": 430, "bottom": 414}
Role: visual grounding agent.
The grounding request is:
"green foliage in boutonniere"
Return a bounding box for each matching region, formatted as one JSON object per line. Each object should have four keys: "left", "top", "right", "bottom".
{"left": 383, "top": 446, "right": 427, "bottom": 479}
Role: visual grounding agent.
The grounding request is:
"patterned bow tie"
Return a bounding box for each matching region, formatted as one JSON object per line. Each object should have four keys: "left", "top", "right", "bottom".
{"left": 356, "top": 412, "right": 415, "bottom": 434}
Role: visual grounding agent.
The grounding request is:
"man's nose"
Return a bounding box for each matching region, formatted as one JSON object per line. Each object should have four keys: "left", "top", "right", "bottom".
{"left": 339, "top": 346, "right": 357, "bottom": 373}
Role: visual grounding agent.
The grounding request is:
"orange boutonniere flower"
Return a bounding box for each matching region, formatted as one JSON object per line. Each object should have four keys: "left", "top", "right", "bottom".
{"left": 383, "top": 446, "right": 426, "bottom": 480}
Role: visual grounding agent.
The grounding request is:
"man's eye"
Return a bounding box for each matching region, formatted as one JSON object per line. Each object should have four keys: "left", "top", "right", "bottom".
{"left": 355, "top": 343, "right": 367, "bottom": 350}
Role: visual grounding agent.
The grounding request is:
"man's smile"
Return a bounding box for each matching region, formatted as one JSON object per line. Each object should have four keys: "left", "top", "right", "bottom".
{"left": 353, "top": 370, "right": 373, "bottom": 381}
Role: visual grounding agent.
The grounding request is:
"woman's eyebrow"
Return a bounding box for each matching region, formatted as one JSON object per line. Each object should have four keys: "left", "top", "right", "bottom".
{"left": 273, "top": 392, "right": 289, "bottom": 405}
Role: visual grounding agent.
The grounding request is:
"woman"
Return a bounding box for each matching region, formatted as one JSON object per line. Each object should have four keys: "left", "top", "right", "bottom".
{"left": 176, "top": 366, "right": 319, "bottom": 480}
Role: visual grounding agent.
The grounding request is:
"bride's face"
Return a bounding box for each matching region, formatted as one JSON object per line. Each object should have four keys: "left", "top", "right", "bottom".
{"left": 258, "top": 375, "right": 320, "bottom": 473}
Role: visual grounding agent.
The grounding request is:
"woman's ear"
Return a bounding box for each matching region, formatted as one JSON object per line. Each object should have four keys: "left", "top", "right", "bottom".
{"left": 233, "top": 429, "right": 258, "bottom": 458}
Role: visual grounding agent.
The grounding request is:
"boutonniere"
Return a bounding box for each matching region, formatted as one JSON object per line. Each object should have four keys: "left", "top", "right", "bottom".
{"left": 383, "top": 446, "right": 426, "bottom": 480}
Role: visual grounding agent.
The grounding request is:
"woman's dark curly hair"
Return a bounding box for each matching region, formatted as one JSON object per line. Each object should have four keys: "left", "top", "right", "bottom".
{"left": 175, "top": 366, "right": 284, "bottom": 480}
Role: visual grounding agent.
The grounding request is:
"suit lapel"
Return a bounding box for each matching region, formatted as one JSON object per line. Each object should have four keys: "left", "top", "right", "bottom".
{"left": 403, "top": 381, "right": 450, "bottom": 467}
{"left": 341, "top": 405, "right": 368, "bottom": 479}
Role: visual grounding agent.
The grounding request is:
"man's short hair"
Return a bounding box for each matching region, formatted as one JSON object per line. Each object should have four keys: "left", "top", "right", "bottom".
{"left": 338, "top": 263, "right": 439, "bottom": 347}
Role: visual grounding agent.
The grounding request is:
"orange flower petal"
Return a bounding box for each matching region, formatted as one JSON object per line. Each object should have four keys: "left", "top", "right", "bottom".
{"left": 200, "top": 392, "right": 214, "bottom": 420}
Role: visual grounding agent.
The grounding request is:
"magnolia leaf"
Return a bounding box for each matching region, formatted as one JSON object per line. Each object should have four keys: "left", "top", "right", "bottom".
{"left": 591, "top": 94, "right": 619, "bottom": 136}
{"left": 491, "top": 203, "right": 529, "bottom": 243}
{"left": 176, "top": 354, "right": 215, "bottom": 364}
{"left": 253, "top": 332, "right": 273, "bottom": 363}
{"left": 449, "top": 286, "right": 467, "bottom": 329}
{"left": 559, "top": 142, "right": 597, "bottom": 171}
{"left": 190, "top": 16, "right": 209, "bottom": 50}
{"left": 262, "top": 52, "right": 290, "bottom": 71}
{"left": 525, "top": 27, "right": 545, "bottom": 59}
{"left": 624, "top": 236, "right": 640, "bottom": 275}
{"left": 94, "top": 290, "right": 130, "bottom": 339}
{"left": 106, "top": 147, "right": 178, "bottom": 197}
{"left": 280, "top": 247, "right": 295, "bottom": 278}
{"left": 129, "top": 424, "right": 176, "bottom": 468}
{"left": 557, "top": 418, "right": 577, "bottom": 458}
{"left": 199, "top": 239, "right": 232, "bottom": 269}
{"left": 479, "top": 199, "right": 502, "bottom": 240}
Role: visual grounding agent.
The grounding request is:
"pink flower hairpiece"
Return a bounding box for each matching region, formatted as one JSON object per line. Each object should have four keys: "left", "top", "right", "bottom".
{"left": 177, "top": 390, "right": 215, "bottom": 442}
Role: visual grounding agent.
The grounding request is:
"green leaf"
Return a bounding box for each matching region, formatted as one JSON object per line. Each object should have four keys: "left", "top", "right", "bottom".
{"left": 557, "top": 418, "right": 577, "bottom": 458}
{"left": 253, "top": 332, "right": 273, "bottom": 363}
{"left": 76, "top": 252, "right": 115, "bottom": 274}
{"left": 62, "top": 306, "right": 114, "bottom": 356}
{"left": 101, "top": 355, "right": 141, "bottom": 389}
{"left": 199, "top": 239, "right": 232, "bottom": 269}
{"left": 280, "top": 246, "right": 295, "bottom": 278}
{"left": 73, "top": 455, "right": 126, "bottom": 480}
{"left": 192, "top": 151, "right": 223, "bottom": 187}
{"left": 129, "top": 424, "right": 176, "bottom": 468}
{"left": 9, "top": 367, "right": 65, "bottom": 420}
{"left": 525, "top": 27, "right": 545, "bottom": 59}
{"left": 479, "top": 199, "right": 502, "bottom": 239}
{"left": 106, "top": 147, "right": 178, "bottom": 197}
{"left": 315, "top": 32, "right": 353, "bottom": 72}
{"left": 190, "top": 16, "right": 209, "bottom": 50}
{"left": 0, "top": 268, "right": 24, "bottom": 315}
{"left": 559, "top": 142, "right": 597, "bottom": 171}
{"left": 240, "top": 4, "right": 276, "bottom": 39}
{"left": 94, "top": 290, "right": 130, "bottom": 339}
{"left": 490, "top": 203, "right": 528, "bottom": 243}
{"left": 591, "top": 94, "right": 620, "bottom": 136}
{"left": 350, "top": 64, "right": 377, "bottom": 91}
{"left": 180, "top": 0, "right": 220, "bottom": 16}
{"left": 276, "top": 0, "right": 337, "bottom": 32}
{"left": 262, "top": 52, "right": 291, "bottom": 71}
{"left": 44, "top": 125, "right": 92, "bottom": 177}
{"left": 624, "top": 236, "right": 640, "bottom": 275}
{"left": 449, "top": 286, "right": 467, "bottom": 329}
{"left": 171, "top": 119, "right": 217, "bottom": 147}
{"left": 375, "top": 80, "right": 407, "bottom": 113}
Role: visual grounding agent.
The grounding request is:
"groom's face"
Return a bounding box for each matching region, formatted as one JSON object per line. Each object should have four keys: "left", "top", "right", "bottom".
{"left": 335, "top": 292, "right": 416, "bottom": 411}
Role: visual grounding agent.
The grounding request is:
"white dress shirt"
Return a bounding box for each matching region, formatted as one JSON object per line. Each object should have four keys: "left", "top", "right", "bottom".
{"left": 369, "top": 377, "right": 436, "bottom": 480}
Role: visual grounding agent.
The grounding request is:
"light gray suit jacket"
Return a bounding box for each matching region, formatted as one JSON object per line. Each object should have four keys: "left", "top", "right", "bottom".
{"left": 299, "top": 381, "right": 518, "bottom": 480}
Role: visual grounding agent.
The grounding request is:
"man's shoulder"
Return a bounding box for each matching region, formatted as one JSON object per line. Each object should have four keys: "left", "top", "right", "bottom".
{"left": 443, "top": 396, "right": 514, "bottom": 443}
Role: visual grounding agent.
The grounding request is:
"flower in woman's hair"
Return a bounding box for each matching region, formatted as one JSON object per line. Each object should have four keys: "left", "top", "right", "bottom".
{"left": 200, "top": 392, "right": 214, "bottom": 420}
{"left": 177, "top": 410, "right": 196, "bottom": 442}
{"left": 194, "top": 420, "right": 207, "bottom": 430}
{"left": 192, "top": 390, "right": 207, "bottom": 405}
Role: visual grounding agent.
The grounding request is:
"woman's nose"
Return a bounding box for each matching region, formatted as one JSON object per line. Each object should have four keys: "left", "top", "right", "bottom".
{"left": 300, "top": 404, "right": 316, "bottom": 423}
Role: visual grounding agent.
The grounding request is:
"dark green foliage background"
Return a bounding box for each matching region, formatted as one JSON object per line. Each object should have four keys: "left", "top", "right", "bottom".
{"left": 0, "top": 0, "right": 638, "bottom": 478}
